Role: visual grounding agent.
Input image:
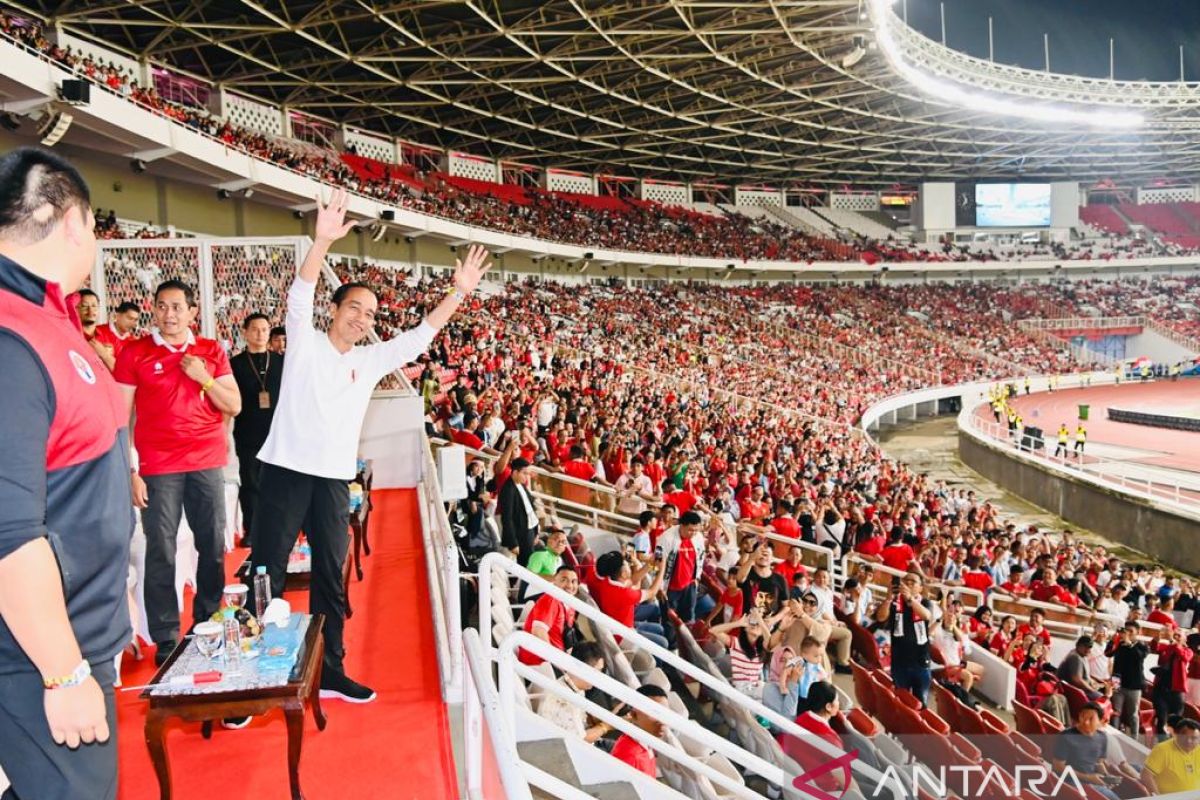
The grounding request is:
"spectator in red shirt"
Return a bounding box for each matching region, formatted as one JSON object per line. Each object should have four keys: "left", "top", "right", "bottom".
{"left": 659, "top": 511, "right": 707, "bottom": 622}
{"left": 880, "top": 528, "right": 918, "bottom": 573}
{"left": 1145, "top": 596, "right": 1178, "bottom": 629}
{"left": 519, "top": 565, "right": 580, "bottom": 666}
{"left": 1030, "top": 567, "right": 1080, "bottom": 608}
{"left": 783, "top": 682, "right": 856, "bottom": 798}
{"left": 88, "top": 299, "right": 139, "bottom": 371}
{"left": 998, "top": 564, "right": 1032, "bottom": 597}
{"left": 660, "top": 479, "right": 702, "bottom": 517}
{"left": 769, "top": 500, "right": 801, "bottom": 540}
{"left": 589, "top": 550, "right": 668, "bottom": 648}
{"left": 773, "top": 545, "right": 808, "bottom": 589}
{"left": 739, "top": 485, "right": 770, "bottom": 525}
{"left": 1151, "top": 628, "right": 1194, "bottom": 735}
{"left": 114, "top": 279, "right": 241, "bottom": 665}
{"left": 448, "top": 411, "right": 487, "bottom": 451}
{"left": 610, "top": 684, "right": 669, "bottom": 778}
{"left": 962, "top": 556, "right": 995, "bottom": 594}
{"left": 1016, "top": 609, "right": 1052, "bottom": 648}
{"left": 559, "top": 444, "right": 607, "bottom": 484}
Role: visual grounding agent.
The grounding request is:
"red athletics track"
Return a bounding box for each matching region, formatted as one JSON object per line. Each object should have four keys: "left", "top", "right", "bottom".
{"left": 981, "top": 381, "right": 1200, "bottom": 473}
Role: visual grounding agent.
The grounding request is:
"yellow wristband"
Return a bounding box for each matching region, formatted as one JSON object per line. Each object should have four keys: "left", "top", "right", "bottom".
{"left": 201, "top": 378, "right": 215, "bottom": 394}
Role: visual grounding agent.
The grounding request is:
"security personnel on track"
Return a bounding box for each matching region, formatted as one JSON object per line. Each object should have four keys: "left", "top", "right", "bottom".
{"left": 1075, "top": 424, "right": 1087, "bottom": 457}
{"left": 1055, "top": 424, "right": 1070, "bottom": 458}
{"left": 0, "top": 148, "right": 133, "bottom": 799}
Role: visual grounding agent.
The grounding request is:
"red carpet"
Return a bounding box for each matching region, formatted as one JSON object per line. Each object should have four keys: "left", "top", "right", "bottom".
{"left": 116, "top": 489, "right": 459, "bottom": 799}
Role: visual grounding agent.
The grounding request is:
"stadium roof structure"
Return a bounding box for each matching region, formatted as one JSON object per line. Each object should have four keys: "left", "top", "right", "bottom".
{"left": 20, "top": 0, "right": 1200, "bottom": 186}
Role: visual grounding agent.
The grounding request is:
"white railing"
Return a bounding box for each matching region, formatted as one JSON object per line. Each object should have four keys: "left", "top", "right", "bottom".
{"left": 501, "top": 632, "right": 772, "bottom": 800}
{"left": 1017, "top": 316, "right": 1145, "bottom": 332}
{"left": 476, "top": 552, "right": 901, "bottom": 797}
{"left": 417, "top": 445, "right": 463, "bottom": 704}
{"left": 462, "top": 628, "right": 535, "bottom": 800}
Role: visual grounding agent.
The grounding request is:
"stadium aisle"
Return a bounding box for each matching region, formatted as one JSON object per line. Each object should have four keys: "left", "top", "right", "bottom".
{"left": 115, "top": 489, "right": 458, "bottom": 800}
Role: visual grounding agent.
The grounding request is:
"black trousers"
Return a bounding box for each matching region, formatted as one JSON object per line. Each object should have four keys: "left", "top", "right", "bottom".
{"left": 141, "top": 468, "right": 226, "bottom": 646}
{"left": 0, "top": 660, "right": 117, "bottom": 800}
{"left": 1153, "top": 686, "right": 1185, "bottom": 734}
{"left": 235, "top": 447, "right": 263, "bottom": 546}
{"left": 250, "top": 463, "right": 350, "bottom": 675}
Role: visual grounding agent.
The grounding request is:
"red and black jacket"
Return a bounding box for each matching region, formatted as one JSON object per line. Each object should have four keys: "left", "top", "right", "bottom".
{"left": 0, "top": 254, "right": 134, "bottom": 674}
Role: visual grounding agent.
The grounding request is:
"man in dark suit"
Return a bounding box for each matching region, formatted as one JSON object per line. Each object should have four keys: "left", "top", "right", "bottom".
{"left": 498, "top": 457, "right": 539, "bottom": 566}
{"left": 229, "top": 312, "right": 283, "bottom": 546}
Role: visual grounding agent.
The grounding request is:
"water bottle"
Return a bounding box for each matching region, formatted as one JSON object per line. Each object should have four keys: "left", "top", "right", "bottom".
{"left": 222, "top": 607, "right": 242, "bottom": 675}
{"left": 253, "top": 565, "right": 271, "bottom": 622}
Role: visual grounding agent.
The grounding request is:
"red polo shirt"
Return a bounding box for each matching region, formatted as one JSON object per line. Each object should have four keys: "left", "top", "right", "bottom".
{"left": 611, "top": 735, "right": 657, "bottom": 777}
{"left": 91, "top": 322, "right": 134, "bottom": 361}
{"left": 113, "top": 334, "right": 231, "bottom": 476}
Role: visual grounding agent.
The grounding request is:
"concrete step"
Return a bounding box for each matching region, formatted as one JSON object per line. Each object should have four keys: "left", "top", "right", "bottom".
{"left": 518, "top": 738, "right": 642, "bottom": 800}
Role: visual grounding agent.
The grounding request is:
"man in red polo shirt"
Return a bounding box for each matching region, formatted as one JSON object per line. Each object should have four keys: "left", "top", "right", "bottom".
{"left": 114, "top": 279, "right": 241, "bottom": 665}
{"left": 611, "top": 684, "right": 669, "bottom": 778}
{"left": 88, "top": 300, "right": 139, "bottom": 371}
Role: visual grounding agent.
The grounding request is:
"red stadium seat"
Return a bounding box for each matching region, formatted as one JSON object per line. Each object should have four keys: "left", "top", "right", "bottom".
{"left": 1012, "top": 700, "right": 1046, "bottom": 737}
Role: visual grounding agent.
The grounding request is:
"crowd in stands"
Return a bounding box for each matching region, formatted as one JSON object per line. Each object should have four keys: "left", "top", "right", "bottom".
{"left": 1045, "top": 277, "right": 1200, "bottom": 344}
{"left": 309, "top": 261, "right": 1200, "bottom": 795}
{"left": 10, "top": 9, "right": 1200, "bottom": 273}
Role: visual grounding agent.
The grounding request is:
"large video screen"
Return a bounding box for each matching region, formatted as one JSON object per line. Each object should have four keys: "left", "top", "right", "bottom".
{"left": 975, "top": 183, "right": 1052, "bottom": 227}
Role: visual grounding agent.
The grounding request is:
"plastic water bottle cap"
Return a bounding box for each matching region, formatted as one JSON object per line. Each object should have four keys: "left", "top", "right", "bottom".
{"left": 256, "top": 566, "right": 267, "bottom": 575}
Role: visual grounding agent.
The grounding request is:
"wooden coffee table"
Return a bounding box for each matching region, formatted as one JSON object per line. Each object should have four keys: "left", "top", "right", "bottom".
{"left": 141, "top": 614, "right": 327, "bottom": 800}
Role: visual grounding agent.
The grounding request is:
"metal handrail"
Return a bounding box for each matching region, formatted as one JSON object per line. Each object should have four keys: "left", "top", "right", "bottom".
{"left": 462, "top": 628, "right": 535, "bottom": 800}
{"left": 502, "top": 631, "right": 772, "bottom": 799}
{"left": 475, "top": 552, "right": 899, "bottom": 794}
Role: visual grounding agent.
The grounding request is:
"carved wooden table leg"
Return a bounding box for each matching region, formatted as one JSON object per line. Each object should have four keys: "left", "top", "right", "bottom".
{"left": 284, "top": 700, "right": 306, "bottom": 800}
{"left": 145, "top": 709, "right": 173, "bottom": 800}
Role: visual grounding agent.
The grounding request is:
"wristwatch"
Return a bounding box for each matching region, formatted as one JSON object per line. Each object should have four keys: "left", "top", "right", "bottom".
{"left": 44, "top": 660, "right": 91, "bottom": 690}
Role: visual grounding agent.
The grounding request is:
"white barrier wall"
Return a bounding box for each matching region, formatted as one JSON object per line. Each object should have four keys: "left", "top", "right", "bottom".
{"left": 917, "top": 181, "right": 955, "bottom": 233}
{"left": 1050, "top": 182, "right": 1081, "bottom": 230}
{"left": 361, "top": 392, "right": 427, "bottom": 488}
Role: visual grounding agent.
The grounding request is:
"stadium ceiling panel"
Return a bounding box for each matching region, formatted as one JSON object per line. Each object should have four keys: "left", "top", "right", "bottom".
{"left": 20, "top": 0, "right": 1200, "bottom": 185}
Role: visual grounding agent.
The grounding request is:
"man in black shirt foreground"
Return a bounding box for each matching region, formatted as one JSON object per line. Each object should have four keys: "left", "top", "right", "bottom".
{"left": 229, "top": 312, "right": 283, "bottom": 546}
{"left": 875, "top": 571, "right": 934, "bottom": 707}
{"left": 1108, "top": 622, "right": 1150, "bottom": 735}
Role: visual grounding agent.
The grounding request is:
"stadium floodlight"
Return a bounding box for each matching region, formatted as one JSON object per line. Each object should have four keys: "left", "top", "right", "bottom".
{"left": 867, "top": 0, "right": 1144, "bottom": 129}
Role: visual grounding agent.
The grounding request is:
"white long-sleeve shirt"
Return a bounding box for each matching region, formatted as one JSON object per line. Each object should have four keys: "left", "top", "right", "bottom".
{"left": 256, "top": 276, "right": 435, "bottom": 479}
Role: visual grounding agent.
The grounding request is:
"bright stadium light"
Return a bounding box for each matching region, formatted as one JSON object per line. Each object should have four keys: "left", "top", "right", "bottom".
{"left": 867, "top": 0, "right": 1144, "bottom": 129}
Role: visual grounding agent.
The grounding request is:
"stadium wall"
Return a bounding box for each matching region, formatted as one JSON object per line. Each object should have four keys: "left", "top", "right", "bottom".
{"left": 958, "top": 434, "right": 1200, "bottom": 574}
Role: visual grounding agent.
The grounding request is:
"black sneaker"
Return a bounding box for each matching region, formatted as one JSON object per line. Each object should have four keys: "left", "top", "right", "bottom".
{"left": 222, "top": 716, "right": 252, "bottom": 730}
{"left": 319, "top": 670, "right": 376, "bottom": 703}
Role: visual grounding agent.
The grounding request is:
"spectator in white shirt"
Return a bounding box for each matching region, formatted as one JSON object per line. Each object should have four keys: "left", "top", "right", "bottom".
{"left": 536, "top": 641, "right": 614, "bottom": 743}
{"left": 249, "top": 188, "right": 492, "bottom": 704}
{"left": 614, "top": 458, "right": 657, "bottom": 515}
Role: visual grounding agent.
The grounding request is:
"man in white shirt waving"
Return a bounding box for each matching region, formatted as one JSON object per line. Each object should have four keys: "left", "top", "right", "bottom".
{"left": 251, "top": 188, "right": 491, "bottom": 703}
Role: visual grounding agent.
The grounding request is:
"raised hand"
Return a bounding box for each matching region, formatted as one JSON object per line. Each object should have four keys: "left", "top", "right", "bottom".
{"left": 453, "top": 244, "right": 493, "bottom": 295}
{"left": 179, "top": 354, "right": 211, "bottom": 384}
{"left": 314, "top": 187, "right": 357, "bottom": 244}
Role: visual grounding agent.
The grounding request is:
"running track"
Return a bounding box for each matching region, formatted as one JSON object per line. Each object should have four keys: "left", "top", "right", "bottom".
{"left": 997, "top": 380, "right": 1200, "bottom": 473}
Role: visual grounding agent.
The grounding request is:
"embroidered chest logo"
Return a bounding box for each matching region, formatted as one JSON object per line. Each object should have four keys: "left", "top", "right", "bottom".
{"left": 154, "top": 361, "right": 164, "bottom": 374}
{"left": 68, "top": 350, "right": 96, "bottom": 385}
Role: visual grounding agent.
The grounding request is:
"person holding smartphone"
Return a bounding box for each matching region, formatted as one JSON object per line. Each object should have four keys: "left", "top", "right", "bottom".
{"left": 875, "top": 571, "right": 934, "bottom": 706}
